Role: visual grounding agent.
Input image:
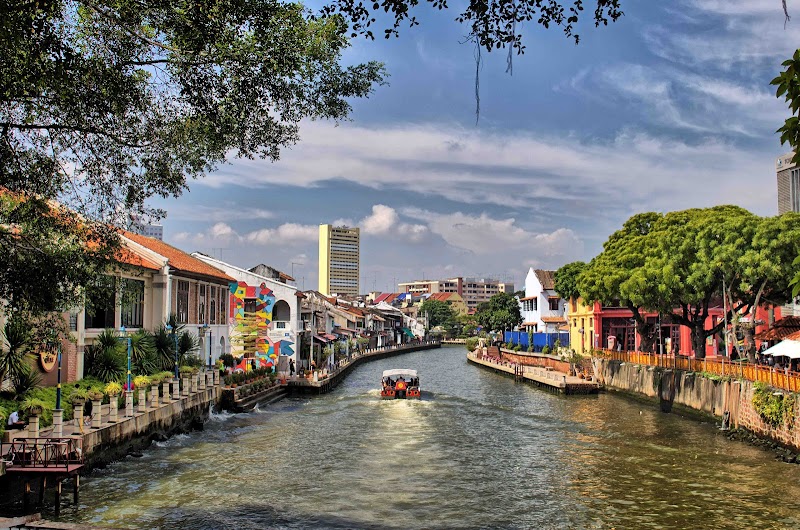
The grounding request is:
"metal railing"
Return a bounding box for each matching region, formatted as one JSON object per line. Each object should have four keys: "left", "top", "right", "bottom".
{"left": 1, "top": 437, "right": 83, "bottom": 469}
{"left": 597, "top": 349, "right": 800, "bottom": 393}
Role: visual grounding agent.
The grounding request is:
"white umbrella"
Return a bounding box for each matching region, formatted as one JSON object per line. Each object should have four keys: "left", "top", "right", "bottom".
{"left": 762, "top": 339, "right": 800, "bottom": 359}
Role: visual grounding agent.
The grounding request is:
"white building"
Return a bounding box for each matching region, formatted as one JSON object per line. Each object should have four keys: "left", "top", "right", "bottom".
{"left": 518, "top": 268, "right": 567, "bottom": 333}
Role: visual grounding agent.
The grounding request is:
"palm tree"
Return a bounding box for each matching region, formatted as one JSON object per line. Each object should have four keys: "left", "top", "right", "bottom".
{"left": 129, "top": 330, "right": 158, "bottom": 374}
{"left": 0, "top": 316, "right": 33, "bottom": 385}
{"left": 84, "top": 329, "right": 125, "bottom": 382}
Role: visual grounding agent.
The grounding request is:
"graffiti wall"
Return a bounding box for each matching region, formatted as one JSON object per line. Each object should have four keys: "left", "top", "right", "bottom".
{"left": 229, "top": 281, "right": 295, "bottom": 370}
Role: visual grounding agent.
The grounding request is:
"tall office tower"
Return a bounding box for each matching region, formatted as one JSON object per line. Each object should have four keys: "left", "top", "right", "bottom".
{"left": 777, "top": 152, "right": 800, "bottom": 214}
{"left": 777, "top": 152, "right": 800, "bottom": 316}
{"left": 318, "top": 224, "right": 360, "bottom": 296}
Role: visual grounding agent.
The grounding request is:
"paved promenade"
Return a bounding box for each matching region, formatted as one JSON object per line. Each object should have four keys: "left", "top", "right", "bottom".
{"left": 467, "top": 351, "right": 599, "bottom": 394}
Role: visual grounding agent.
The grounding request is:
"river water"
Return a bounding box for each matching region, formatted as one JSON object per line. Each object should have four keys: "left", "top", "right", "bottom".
{"left": 62, "top": 345, "right": 800, "bottom": 529}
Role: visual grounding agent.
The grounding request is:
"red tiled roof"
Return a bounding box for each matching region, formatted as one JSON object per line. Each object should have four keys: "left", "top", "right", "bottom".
{"left": 521, "top": 322, "right": 538, "bottom": 327}
{"left": 123, "top": 231, "right": 234, "bottom": 282}
{"left": 117, "top": 247, "right": 161, "bottom": 271}
{"left": 374, "top": 293, "right": 391, "bottom": 303}
{"left": 755, "top": 317, "right": 800, "bottom": 341}
{"left": 519, "top": 296, "right": 537, "bottom": 301}
{"left": 542, "top": 316, "right": 567, "bottom": 323}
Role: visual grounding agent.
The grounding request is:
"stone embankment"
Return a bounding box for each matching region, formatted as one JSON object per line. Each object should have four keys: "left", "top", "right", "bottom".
{"left": 592, "top": 358, "right": 800, "bottom": 454}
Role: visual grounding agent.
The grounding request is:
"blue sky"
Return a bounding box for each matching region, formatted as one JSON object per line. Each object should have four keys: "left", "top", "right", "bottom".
{"left": 158, "top": 0, "right": 797, "bottom": 293}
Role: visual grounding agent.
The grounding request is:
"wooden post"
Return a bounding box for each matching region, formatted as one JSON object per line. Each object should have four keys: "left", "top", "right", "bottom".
{"left": 73, "top": 474, "right": 80, "bottom": 504}
{"left": 39, "top": 476, "right": 47, "bottom": 505}
{"left": 55, "top": 479, "right": 62, "bottom": 518}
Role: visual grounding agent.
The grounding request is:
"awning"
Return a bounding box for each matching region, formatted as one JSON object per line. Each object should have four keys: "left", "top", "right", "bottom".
{"left": 762, "top": 339, "right": 800, "bottom": 359}
{"left": 324, "top": 333, "right": 338, "bottom": 341}
{"left": 401, "top": 327, "right": 414, "bottom": 338}
{"left": 313, "top": 334, "right": 329, "bottom": 343}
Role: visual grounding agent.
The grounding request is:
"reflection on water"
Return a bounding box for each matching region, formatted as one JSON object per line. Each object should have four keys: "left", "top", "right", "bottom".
{"left": 61, "top": 346, "right": 800, "bottom": 529}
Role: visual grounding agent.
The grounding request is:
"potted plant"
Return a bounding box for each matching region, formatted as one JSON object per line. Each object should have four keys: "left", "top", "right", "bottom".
{"left": 87, "top": 388, "right": 104, "bottom": 401}
{"left": 104, "top": 381, "right": 122, "bottom": 397}
{"left": 20, "top": 397, "right": 48, "bottom": 417}
{"left": 70, "top": 388, "right": 90, "bottom": 406}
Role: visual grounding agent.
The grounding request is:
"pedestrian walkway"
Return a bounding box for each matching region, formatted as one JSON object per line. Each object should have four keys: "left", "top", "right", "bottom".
{"left": 467, "top": 352, "right": 599, "bottom": 394}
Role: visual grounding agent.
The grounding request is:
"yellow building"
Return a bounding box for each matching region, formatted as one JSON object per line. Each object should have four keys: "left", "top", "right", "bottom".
{"left": 318, "top": 224, "right": 360, "bottom": 296}
{"left": 567, "top": 297, "right": 596, "bottom": 355}
{"left": 427, "top": 292, "right": 468, "bottom": 316}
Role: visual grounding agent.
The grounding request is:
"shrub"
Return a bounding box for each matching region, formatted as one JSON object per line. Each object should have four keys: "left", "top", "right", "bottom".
{"left": 542, "top": 345, "right": 551, "bottom": 355}
{"left": 219, "top": 353, "right": 235, "bottom": 368}
{"left": 752, "top": 382, "right": 796, "bottom": 428}
{"left": 84, "top": 330, "right": 126, "bottom": 382}
{"left": 465, "top": 337, "right": 479, "bottom": 352}
{"left": 20, "top": 397, "right": 50, "bottom": 419}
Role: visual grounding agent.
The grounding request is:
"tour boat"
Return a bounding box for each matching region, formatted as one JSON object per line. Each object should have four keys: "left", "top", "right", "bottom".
{"left": 380, "top": 369, "right": 421, "bottom": 399}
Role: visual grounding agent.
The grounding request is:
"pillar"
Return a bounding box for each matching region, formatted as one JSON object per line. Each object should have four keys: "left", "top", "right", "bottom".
{"left": 137, "top": 388, "right": 147, "bottom": 414}
{"left": 190, "top": 374, "right": 198, "bottom": 394}
{"left": 172, "top": 379, "right": 180, "bottom": 400}
{"left": 125, "top": 391, "right": 134, "bottom": 417}
{"left": 162, "top": 380, "right": 171, "bottom": 401}
{"left": 150, "top": 385, "right": 159, "bottom": 408}
{"left": 108, "top": 397, "right": 118, "bottom": 423}
{"left": 182, "top": 376, "right": 189, "bottom": 397}
{"left": 73, "top": 403, "right": 84, "bottom": 429}
{"left": 213, "top": 369, "right": 219, "bottom": 385}
{"left": 198, "top": 372, "right": 206, "bottom": 391}
{"left": 28, "top": 414, "right": 40, "bottom": 438}
{"left": 52, "top": 409, "right": 63, "bottom": 438}
{"left": 90, "top": 399, "right": 101, "bottom": 429}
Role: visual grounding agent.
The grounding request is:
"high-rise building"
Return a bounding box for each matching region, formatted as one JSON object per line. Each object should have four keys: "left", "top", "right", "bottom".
{"left": 318, "top": 224, "right": 360, "bottom": 296}
{"left": 777, "top": 152, "right": 800, "bottom": 316}
{"left": 777, "top": 152, "right": 800, "bottom": 214}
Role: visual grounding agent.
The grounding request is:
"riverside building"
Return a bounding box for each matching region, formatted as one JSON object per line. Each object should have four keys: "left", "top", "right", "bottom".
{"left": 318, "top": 224, "right": 360, "bottom": 297}
{"left": 398, "top": 277, "right": 513, "bottom": 313}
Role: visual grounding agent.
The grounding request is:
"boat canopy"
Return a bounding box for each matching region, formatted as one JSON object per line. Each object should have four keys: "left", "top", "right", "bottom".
{"left": 382, "top": 369, "right": 417, "bottom": 378}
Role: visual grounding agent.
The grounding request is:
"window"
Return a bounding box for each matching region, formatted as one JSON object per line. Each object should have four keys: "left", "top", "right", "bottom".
{"left": 199, "top": 284, "right": 206, "bottom": 324}
{"left": 532, "top": 297, "right": 538, "bottom": 311}
{"left": 121, "top": 278, "right": 145, "bottom": 328}
{"left": 549, "top": 298, "right": 560, "bottom": 311}
{"left": 219, "top": 287, "right": 226, "bottom": 324}
{"left": 176, "top": 280, "right": 189, "bottom": 324}
{"left": 86, "top": 276, "right": 116, "bottom": 329}
{"left": 244, "top": 298, "right": 257, "bottom": 314}
{"left": 210, "top": 286, "right": 217, "bottom": 324}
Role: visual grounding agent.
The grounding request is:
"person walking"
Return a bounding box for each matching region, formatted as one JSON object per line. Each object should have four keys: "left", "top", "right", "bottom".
{"left": 289, "top": 358, "right": 295, "bottom": 376}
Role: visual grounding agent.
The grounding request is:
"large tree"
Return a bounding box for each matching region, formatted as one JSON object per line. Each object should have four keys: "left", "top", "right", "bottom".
{"left": 419, "top": 299, "right": 457, "bottom": 330}
{"left": 592, "top": 207, "right": 800, "bottom": 359}
{"left": 553, "top": 261, "right": 586, "bottom": 302}
{"left": 475, "top": 292, "right": 522, "bottom": 333}
{"left": 1, "top": 0, "right": 386, "bottom": 314}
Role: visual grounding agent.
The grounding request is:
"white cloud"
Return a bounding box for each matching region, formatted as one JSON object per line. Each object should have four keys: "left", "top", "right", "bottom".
{"left": 357, "top": 204, "right": 430, "bottom": 242}
{"left": 403, "top": 208, "right": 584, "bottom": 264}
{"left": 210, "top": 222, "right": 237, "bottom": 240}
{"left": 244, "top": 223, "right": 318, "bottom": 245}
{"left": 359, "top": 204, "right": 398, "bottom": 235}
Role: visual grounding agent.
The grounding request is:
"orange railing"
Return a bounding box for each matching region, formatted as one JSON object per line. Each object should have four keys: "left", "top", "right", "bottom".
{"left": 596, "top": 349, "right": 800, "bottom": 393}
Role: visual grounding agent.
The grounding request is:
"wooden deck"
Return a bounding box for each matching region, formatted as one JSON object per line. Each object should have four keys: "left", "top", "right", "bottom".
{"left": 467, "top": 353, "right": 599, "bottom": 395}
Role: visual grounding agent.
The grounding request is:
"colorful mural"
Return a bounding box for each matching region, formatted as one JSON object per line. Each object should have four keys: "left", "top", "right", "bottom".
{"left": 229, "top": 281, "right": 294, "bottom": 370}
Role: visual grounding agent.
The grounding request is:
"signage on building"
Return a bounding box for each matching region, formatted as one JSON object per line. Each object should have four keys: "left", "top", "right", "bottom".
{"left": 39, "top": 347, "right": 57, "bottom": 373}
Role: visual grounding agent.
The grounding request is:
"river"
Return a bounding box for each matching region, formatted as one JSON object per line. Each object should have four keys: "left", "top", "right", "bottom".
{"left": 62, "top": 345, "right": 800, "bottom": 529}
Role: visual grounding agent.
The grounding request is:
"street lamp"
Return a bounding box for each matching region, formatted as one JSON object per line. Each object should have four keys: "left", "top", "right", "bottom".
{"left": 118, "top": 326, "right": 132, "bottom": 391}
{"left": 51, "top": 333, "right": 62, "bottom": 411}
{"left": 165, "top": 324, "right": 179, "bottom": 379}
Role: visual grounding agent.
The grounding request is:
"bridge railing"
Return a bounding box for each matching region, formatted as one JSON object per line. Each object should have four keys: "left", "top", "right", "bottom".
{"left": 596, "top": 349, "right": 800, "bottom": 392}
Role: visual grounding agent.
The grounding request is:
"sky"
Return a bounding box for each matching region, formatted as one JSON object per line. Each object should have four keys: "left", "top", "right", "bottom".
{"left": 154, "top": 0, "right": 798, "bottom": 294}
